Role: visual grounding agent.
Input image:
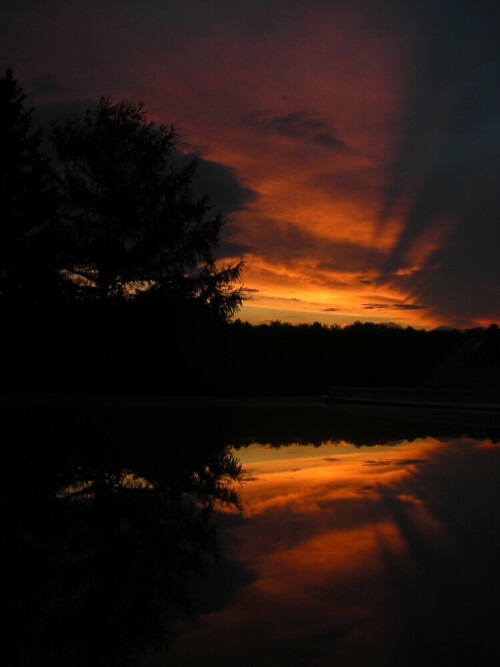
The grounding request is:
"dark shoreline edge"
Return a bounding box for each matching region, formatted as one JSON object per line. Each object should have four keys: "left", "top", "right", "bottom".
{"left": 327, "top": 387, "right": 500, "bottom": 412}
{"left": 0, "top": 394, "right": 326, "bottom": 408}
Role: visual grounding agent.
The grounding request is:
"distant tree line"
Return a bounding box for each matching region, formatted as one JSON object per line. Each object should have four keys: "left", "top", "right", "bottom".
{"left": 216, "top": 320, "right": 466, "bottom": 395}
{"left": 1, "top": 68, "right": 469, "bottom": 395}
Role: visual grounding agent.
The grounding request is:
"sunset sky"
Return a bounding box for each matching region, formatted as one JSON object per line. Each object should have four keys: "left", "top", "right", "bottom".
{"left": 2, "top": 1, "right": 499, "bottom": 329}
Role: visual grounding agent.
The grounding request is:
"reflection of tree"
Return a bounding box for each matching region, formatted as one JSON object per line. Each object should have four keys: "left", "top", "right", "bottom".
{"left": 211, "top": 403, "right": 500, "bottom": 448}
{"left": 2, "top": 430, "right": 241, "bottom": 666}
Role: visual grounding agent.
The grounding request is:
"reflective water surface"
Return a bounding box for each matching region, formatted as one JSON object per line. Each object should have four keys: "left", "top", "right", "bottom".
{"left": 146, "top": 411, "right": 500, "bottom": 666}
{"left": 3, "top": 400, "right": 500, "bottom": 666}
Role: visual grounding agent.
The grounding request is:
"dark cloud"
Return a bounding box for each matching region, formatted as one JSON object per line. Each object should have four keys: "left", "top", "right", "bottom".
{"left": 172, "top": 153, "right": 258, "bottom": 215}
{"left": 29, "top": 72, "right": 67, "bottom": 97}
{"left": 363, "top": 458, "right": 426, "bottom": 467}
{"left": 255, "top": 110, "right": 350, "bottom": 152}
{"left": 313, "top": 132, "right": 349, "bottom": 151}
{"left": 216, "top": 239, "right": 249, "bottom": 259}
{"left": 362, "top": 303, "right": 426, "bottom": 311}
{"left": 323, "top": 307, "right": 338, "bottom": 312}
{"left": 265, "top": 110, "right": 327, "bottom": 136}
{"left": 377, "top": 1, "right": 500, "bottom": 322}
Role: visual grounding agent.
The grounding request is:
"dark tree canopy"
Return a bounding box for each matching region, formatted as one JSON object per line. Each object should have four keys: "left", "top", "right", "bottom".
{"left": 0, "top": 70, "right": 246, "bottom": 392}
{"left": 51, "top": 97, "right": 243, "bottom": 319}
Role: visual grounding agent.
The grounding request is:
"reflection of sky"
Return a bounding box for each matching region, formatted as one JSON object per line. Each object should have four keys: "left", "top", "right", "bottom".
{"left": 145, "top": 437, "right": 500, "bottom": 666}
{"left": 234, "top": 441, "right": 401, "bottom": 465}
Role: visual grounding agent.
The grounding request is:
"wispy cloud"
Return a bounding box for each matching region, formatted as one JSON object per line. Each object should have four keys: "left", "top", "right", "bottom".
{"left": 362, "top": 303, "right": 426, "bottom": 311}
{"left": 255, "top": 109, "right": 351, "bottom": 152}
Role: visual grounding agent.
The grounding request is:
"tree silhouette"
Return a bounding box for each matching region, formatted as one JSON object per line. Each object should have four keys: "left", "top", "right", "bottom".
{"left": 51, "top": 97, "right": 243, "bottom": 319}
{"left": 0, "top": 68, "right": 60, "bottom": 305}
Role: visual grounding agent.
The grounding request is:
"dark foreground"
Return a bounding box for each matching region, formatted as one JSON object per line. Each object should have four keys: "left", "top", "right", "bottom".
{"left": 3, "top": 399, "right": 500, "bottom": 666}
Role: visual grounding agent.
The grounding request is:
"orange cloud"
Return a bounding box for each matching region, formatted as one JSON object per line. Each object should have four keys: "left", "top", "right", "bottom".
{"left": 10, "top": 2, "right": 491, "bottom": 329}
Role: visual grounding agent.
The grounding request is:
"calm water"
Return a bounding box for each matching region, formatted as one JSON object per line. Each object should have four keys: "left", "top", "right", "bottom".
{"left": 144, "top": 417, "right": 500, "bottom": 666}
{"left": 4, "top": 400, "right": 500, "bottom": 666}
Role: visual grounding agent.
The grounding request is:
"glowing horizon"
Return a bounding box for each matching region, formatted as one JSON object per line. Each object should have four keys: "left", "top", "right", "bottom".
{"left": 2, "top": 2, "right": 499, "bottom": 330}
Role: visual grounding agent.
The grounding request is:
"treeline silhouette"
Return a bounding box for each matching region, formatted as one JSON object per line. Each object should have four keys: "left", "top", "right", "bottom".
{"left": 3, "top": 310, "right": 466, "bottom": 394}
{"left": 220, "top": 320, "right": 464, "bottom": 395}
{"left": 1, "top": 69, "right": 467, "bottom": 395}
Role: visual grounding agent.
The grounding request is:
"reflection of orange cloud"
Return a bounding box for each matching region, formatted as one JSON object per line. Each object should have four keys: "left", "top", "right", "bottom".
{"left": 475, "top": 440, "right": 499, "bottom": 450}
{"left": 232, "top": 438, "right": 454, "bottom": 578}
{"left": 163, "top": 436, "right": 500, "bottom": 665}
{"left": 224, "top": 439, "right": 454, "bottom": 650}
{"left": 239, "top": 442, "right": 439, "bottom": 518}
{"left": 258, "top": 520, "right": 407, "bottom": 588}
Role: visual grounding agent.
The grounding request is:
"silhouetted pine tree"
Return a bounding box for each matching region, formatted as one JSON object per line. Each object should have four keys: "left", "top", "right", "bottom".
{"left": 51, "top": 97, "right": 243, "bottom": 320}
{"left": 0, "top": 68, "right": 61, "bottom": 306}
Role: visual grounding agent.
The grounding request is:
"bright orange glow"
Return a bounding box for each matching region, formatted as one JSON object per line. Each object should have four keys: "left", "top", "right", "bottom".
{"left": 234, "top": 439, "right": 442, "bottom": 515}
{"left": 145, "top": 8, "right": 433, "bottom": 327}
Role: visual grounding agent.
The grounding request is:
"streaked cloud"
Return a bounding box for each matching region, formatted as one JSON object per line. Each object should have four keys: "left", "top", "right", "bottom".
{"left": 376, "top": 2, "right": 500, "bottom": 326}
{"left": 362, "top": 303, "right": 426, "bottom": 312}
{"left": 255, "top": 109, "right": 351, "bottom": 152}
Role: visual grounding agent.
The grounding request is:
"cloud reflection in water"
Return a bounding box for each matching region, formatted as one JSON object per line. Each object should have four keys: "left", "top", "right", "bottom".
{"left": 157, "top": 437, "right": 500, "bottom": 666}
